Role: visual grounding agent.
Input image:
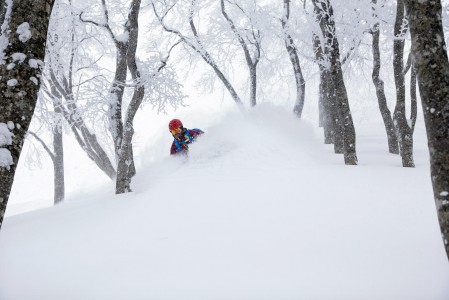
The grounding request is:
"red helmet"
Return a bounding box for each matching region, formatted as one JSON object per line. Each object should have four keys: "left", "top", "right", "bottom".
{"left": 169, "top": 119, "right": 183, "bottom": 131}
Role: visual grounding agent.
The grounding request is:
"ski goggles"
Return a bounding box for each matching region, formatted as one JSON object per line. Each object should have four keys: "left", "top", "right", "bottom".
{"left": 170, "top": 127, "right": 182, "bottom": 135}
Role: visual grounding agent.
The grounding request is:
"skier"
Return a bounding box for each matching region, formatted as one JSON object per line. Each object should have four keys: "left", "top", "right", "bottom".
{"left": 169, "top": 119, "right": 204, "bottom": 155}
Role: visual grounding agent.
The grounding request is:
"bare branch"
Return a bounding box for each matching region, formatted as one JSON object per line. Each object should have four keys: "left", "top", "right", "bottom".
{"left": 73, "top": 74, "right": 108, "bottom": 87}
{"left": 220, "top": 0, "right": 255, "bottom": 67}
{"left": 157, "top": 39, "right": 182, "bottom": 72}
{"left": 403, "top": 51, "right": 412, "bottom": 75}
{"left": 76, "top": 54, "right": 105, "bottom": 72}
{"left": 28, "top": 131, "right": 56, "bottom": 162}
{"left": 101, "top": 0, "right": 110, "bottom": 25}
{"left": 79, "top": 11, "right": 106, "bottom": 28}
{"left": 79, "top": 10, "right": 117, "bottom": 44}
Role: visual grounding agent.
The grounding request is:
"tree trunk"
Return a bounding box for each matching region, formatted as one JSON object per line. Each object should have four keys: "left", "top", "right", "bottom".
{"left": 371, "top": 21, "right": 399, "bottom": 154}
{"left": 249, "top": 67, "right": 257, "bottom": 107}
{"left": 52, "top": 91, "right": 64, "bottom": 204}
{"left": 325, "top": 69, "right": 344, "bottom": 153}
{"left": 108, "top": 45, "right": 127, "bottom": 163}
{"left": 393, "top": 0, "right": 415, "bottom": 167}
{"left": 290, "top": 48, "right": 306, "bottom": 118}
{"left": 314, "top": 33, "right": 337, "bottom": 146}
{"left": 0, "top": 0, "right": 55, "bottom": 229}
{"left": 410, "top": 64, "right": 418, "bottom": 132}
{"left": 116, "top": 117, "right": 139, "bottom": 194}
{"left": 331, "top": 54, "right": 357, "bottom": 164}
{"left": 282, "top": 0, "right": 305, "bottom": 118}
{"left": 115, "top": 0, "right": 142, "bottom": 194}
{"left": 318, "top": 79, "right": 324, "bottom": 128}
{"left": 0, "top": 0, "right": 6, "bottom": 25}
{"left": 404, "top": 0, "right": 449, "bottom": 260}
{"left": 320, "top": 73, "right": 335, "bottom": 145}
{"left": 48, "top": 72, "right": 117, "bottom": 180}
{"left": 313, "top": 0, "right": 357, "bottom": 165}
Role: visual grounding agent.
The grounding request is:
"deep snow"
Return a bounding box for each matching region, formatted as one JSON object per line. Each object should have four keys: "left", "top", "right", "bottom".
{"left": 0, "top": 104, "right": 448, "bottom": 300}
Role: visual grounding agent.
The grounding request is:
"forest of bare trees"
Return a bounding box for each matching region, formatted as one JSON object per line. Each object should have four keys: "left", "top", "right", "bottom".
{"left": 0, "top": 0, "right": 448, "bottom": 260}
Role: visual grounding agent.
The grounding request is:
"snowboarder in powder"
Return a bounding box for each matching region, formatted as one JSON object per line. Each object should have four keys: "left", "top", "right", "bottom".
{"left": 169, "top": 119, "right": 204, "bottom": 155}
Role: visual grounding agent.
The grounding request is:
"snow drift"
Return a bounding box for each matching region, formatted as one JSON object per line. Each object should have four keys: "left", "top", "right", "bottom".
{"left": 0, "top": 104, "right": 448, "bottom": 300}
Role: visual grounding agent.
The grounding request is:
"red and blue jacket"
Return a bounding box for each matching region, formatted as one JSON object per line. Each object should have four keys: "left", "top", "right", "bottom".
{"left": 170, "top": 128, "right": 204, "bottom": 155}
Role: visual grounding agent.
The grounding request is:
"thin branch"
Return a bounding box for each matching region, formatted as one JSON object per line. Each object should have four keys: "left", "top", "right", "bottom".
{"left": 76, "top": 54, "right": 105, "bottom": 72}
{"left": 79, "top": 12, "right": 106, "bottom": 28}
{"left": 157, "top": 39, "right": 182, "bottom": 72}
{"left": 403, "top": 51, "right": 412, "bottom": 75}
{"left": 341, "top": 38, "right": 362, "bottom": 66}
{"left": 79, "top": 10, "right": 117, "bottom": 44}
{"left": 28, "top": 132, "right": 56, "bottom": 162}
{"left": 220, "top": 0, "right": 254, "bottom": 67}
{"left": 101, "top": 0, "right": 110, "bottom": 24}
{"left": 73, "top": 74, "right": 109, "bottom": 87}
{"left": 49, "top": 68, "right": 70, "bottom": 99}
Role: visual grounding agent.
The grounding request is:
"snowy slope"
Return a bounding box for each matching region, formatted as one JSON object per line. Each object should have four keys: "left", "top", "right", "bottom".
{"left": 0, "top": 104, "right": 448, "bottom": 300}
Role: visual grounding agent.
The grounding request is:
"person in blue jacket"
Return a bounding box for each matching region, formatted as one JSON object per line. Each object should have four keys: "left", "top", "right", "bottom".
{"left": 169, "top": 119, "right": 204, "bottom": 155}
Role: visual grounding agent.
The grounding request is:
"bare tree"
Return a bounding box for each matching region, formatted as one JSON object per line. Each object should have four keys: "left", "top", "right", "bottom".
{"left": 80, "top": 0, "right": 130, "bottom": 167}
{"left": 281, "top": 0, "right": 305, "bottom": 118}
{"left": 115, "top": 0, "right": 142, "bottom": 193}
{"left": 152, "top": 0, "right": 243, "bottom": 106}
{"left": 393, "top": 0, "right": 415, "bottom": 167}
{"left": 312, "top": 0, "right": 358, "bottom": 165}
{"left": 314, "top": 33, "right": 338, "bottom": 146}
{"left": 47, "top": 70, "right": 117, "bottom": 180}
{"left": 82, "top": 0, "right": 182, "bottom": 193}
{"left": 28, "top": 125, "right": 64, "bottom": 205}
{"left": 370, "top": 0, "right": 399, "bottom": 154}
{"left": 0, "top": 0, "right": 56, "bottom": 228}
{"left": 220, "top": 0, "right": 261, "bottom": 107}
{"left": 404, "top": 0, "right": 449, "bottom": 260}
{"left": 46, "top": 3, "right": 116, "bottom": 180}
{"left": 36, "top": 77, "right": 65, "bottom": 205}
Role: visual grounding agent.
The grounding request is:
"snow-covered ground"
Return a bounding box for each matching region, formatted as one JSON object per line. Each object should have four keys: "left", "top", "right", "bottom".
{"left": 1, "top": 103, "right": 448, "bottom": 300}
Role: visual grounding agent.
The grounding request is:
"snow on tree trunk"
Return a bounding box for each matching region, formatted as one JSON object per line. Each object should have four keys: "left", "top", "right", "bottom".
{"left": 371, "top": 21, "right": 399, "bottom": 154}
{"left": 312, "top": 0, "right": 357, "bottom": 165}
{"left": 115, "top": 119, "right": 137, "bottom": 194}
{"left": 108, "top": 45, "right": 127, "bottom": 164}
{"left": 319, "top": 74, "right": 333, "bottom": 144}
{"left": 404, "top": 0, "right": 449, "bottom": 260}
{"left": 0, "top": 0, "right": 55, "bottom": 228}
{"left": 393, "top": 0, "right": 415, "bottom": 167}
{"left": 314, "top": 34, "right": 339, "bottom": 147}
{"left": 116, "top": 0, "right": 142, "bottom": 194}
